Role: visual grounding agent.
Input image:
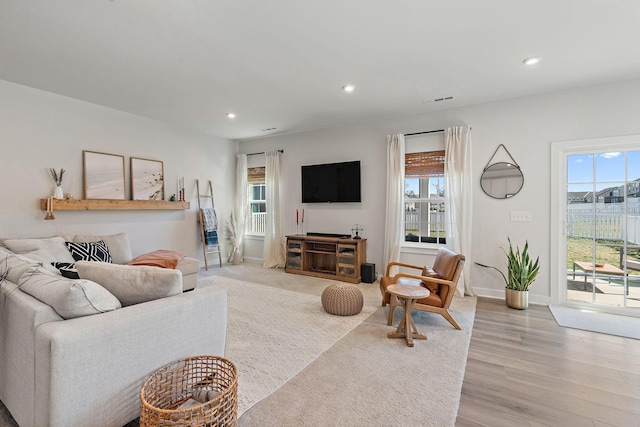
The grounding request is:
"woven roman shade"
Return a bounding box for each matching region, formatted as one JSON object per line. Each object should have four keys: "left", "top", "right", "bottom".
{"left": 248, "top": 167, "right": 265, "bottom": 183}
{"left": 405, "top": 150, "right": 445, "bottom": 178}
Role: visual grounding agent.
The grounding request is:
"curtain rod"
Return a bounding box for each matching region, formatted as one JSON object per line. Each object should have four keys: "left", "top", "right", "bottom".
{"left": 246, "top": 149, "right": 284, "bottom": 156}
{"left": 404, "top": 129, "right": 444, "bottom": 136}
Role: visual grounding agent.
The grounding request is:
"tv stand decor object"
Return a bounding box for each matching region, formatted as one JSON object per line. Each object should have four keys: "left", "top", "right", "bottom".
{"left": 305, "top": 232, "right": 351, "bottom": 239}
{"left": 285, "top": 234, "right": 367, "bottom": 283}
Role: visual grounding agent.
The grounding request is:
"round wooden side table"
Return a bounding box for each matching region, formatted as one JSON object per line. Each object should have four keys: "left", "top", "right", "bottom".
{"left": 386, "top": 284, "right": 430, "bottom": 347}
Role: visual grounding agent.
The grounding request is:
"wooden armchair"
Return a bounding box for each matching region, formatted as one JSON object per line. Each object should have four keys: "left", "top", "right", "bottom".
{"left": 380, "top": 247, "right": 465, "bottom": 330}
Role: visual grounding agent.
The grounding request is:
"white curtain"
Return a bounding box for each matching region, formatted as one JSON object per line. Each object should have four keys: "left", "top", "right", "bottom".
{"left": 445, "top": 126, "right": 474, "bottom": 296}
{"left": 263, "top": 150, "right": 286, "bottom": 268}
{"left": 235, "top": 154, "right": 248, "bottom": 263}
{"left": 383, "top": 134, "right": 405, "bottom": 272}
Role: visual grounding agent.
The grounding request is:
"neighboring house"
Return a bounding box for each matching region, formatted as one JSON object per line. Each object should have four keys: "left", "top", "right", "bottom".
{"left": 567, "top": 191, "right": 590, "bottom": 204}
{"left": 628, "top": 178, "right": 640, "bottom": 198}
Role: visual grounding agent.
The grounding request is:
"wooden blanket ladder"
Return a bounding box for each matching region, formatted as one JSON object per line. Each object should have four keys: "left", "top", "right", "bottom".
{"left": 196, "top": 179, "right": 222, "bottom": 270}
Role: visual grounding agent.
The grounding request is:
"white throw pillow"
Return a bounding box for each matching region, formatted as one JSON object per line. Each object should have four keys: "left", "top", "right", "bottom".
{"left": 0, "top": 249, "right": 43, "bottom": 284}
{"left": 75, "top": 261, "right": 182, "bottom": 306}
{"left": 16, "top": 249, "right": 63, "bottom": 275}
{"left": 17, "top": 266, "right": 122, "bottom": 319}
{"left": 73, "top": 233, "right": 133, "bottom": 264}
{"left": 3, "top": 237, "right": 75, "bottom": 263}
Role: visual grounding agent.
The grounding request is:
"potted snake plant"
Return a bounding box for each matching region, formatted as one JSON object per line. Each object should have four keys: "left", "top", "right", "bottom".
{"left": 476, "top": 238, "right": 540, "bottom": 309}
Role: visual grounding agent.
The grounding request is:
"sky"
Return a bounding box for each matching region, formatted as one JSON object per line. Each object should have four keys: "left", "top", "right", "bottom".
{"left": 568, "top": 150, "right": 640, "bottom": 192}
{"left": 405, "top": 177, "right": 445, "bottom": 197}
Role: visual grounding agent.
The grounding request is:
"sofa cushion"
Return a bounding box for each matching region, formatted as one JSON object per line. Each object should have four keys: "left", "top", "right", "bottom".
{"left": 65, "top": 241, "right": 113, "bottom": 263}
{"left": 13, "top": 249, "right": 63, "bottom": 275}
{"left": 17, "top": 266, "right": 122, "bottom": 319}
{"left": 75, "top": 261, "right": 182, "bottom": 307}
{"left": 73, "top": 233, "right": 133, "bottom": 264}
{"left": 176, "top": 256, "right": 201, "bottom": 276}
{"left": 3, "top": 237, "right": 75, "bottom": 264}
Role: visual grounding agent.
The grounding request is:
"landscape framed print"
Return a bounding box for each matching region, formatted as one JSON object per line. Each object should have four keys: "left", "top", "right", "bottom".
{"left": 131, "top": 157, "right": 165, "bottom": 200}
{"left": 83, "top": 150, "right": 126, "bottom": 200}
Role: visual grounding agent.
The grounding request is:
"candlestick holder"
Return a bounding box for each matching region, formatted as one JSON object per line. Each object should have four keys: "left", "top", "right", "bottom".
{"left": 44, "top": 197, "right": 55, "bottom": 220}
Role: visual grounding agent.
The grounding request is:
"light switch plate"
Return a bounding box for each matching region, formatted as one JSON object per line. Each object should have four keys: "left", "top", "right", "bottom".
{"left": 510, "top": 211, "right": 532, "bottom": 222}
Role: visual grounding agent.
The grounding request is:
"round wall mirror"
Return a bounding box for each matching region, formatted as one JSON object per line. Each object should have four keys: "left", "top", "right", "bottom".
{"left": 480, "top": 162, "right": 524, "bottom": 199}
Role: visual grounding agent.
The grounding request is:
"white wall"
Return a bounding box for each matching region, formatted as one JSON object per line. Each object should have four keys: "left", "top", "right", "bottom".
{"left": 239, "top": 79, "right": 640, "bottom": 304}
{"left": 0, "top": 80, "right": 237, "bottom": 265}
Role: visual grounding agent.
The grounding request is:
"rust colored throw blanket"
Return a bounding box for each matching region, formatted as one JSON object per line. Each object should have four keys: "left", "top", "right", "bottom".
{"left": 127, "top": 250, "right": 186, "bottom": 269}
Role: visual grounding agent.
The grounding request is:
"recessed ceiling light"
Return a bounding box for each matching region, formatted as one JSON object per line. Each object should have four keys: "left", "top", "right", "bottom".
{"left": 226, "top": 112, "right": 236, "bottom": 119}
{"left": 342, "top": 84, "right": 355, "bottom": 93}
{"left": 523, "top": 56, "right": 540, "bottom": 66}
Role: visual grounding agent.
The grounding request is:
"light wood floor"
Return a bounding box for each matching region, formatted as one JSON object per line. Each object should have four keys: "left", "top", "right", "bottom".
{"left": 456, "top": 297, "right": 640, "bottom": 427}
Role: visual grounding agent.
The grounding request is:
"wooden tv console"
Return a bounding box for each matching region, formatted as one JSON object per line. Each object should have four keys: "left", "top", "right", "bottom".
{"left": 285, "top": 234, "right": 367, "bottom": 283}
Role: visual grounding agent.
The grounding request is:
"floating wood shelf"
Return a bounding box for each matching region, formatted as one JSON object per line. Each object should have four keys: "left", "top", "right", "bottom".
{"left": 40, "top": 199, "right": 190, "bottom": 211}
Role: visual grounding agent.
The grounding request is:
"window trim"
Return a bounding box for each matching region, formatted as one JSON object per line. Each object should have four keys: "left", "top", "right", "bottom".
{"left": 403, "top": 150, "right": 447, "bottom": 248}
{"left": 248, "top": 180, "right": 266, "bottom": 236}
{"left": 550, "top": 134, "right": 640, "bottom": 309}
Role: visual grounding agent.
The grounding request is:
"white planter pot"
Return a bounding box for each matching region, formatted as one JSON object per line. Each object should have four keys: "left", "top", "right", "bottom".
{"left": 505, "top": 288, "right": 529, "bottom": 309}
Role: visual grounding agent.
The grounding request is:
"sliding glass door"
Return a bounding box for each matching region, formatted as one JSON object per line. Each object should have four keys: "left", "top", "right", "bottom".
{"left": 553, "top": 136, "right": 640, "bottom": 314}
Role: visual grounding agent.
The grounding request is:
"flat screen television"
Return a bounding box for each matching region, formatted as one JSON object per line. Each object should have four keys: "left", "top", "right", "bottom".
{"left": 301, "top": 160, "right": 361, "bottom": 203}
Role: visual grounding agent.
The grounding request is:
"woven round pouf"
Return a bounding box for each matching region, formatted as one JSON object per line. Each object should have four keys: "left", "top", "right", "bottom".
{"left": 321, "top": 283, "right": 364, "bottom": 316}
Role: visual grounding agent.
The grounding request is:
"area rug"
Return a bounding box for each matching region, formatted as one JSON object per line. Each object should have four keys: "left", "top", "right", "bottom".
{"left": 198, "top": 276, "right": 377, "bottom": 416}
{"left": 238, "top": 295, "right": 477, "bottom": 427}
{"left": 549, "top": 305, "right": 640, "bottom": 339}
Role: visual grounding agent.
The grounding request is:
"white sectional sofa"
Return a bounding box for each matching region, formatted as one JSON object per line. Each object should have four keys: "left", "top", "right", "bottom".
{"left": 0, "top": 236, "right": 227, "bottom": 427}
{"left": 1, "top": 233, "right": 200, "bottom": 292}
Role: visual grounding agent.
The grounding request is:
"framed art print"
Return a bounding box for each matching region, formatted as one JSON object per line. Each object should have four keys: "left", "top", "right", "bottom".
{"left": 83, "top": 151, "right": 126, "bottom": 200}
{"left": 131, "top": 157, "right": 165, "bottom": 200}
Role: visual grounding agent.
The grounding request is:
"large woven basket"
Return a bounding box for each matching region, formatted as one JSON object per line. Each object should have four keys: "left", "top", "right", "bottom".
{"left": 140, "top": 355, "right": 238, "bottom": 427}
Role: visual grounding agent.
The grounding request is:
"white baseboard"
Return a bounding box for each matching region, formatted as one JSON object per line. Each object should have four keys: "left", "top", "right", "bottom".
{"left": 472, "top": 286, "right": 550, "bottom": 306}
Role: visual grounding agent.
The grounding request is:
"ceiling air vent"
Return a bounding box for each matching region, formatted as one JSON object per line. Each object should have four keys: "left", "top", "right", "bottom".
{"left": 423, "top": 96, "right": 454, "bottom": 104}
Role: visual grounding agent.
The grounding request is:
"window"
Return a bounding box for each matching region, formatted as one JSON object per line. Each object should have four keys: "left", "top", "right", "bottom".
{"left": 248, "top": 167, "right": 266, "bottom": 235}
{"left": 404, "top": 150, "right": 447, "bottom": 244}
{"left": 564, "top": 149, "right": 640, "bottom": 309}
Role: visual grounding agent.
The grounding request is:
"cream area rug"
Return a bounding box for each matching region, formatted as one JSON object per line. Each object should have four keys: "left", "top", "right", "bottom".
{"left": 199, "top": 276, "right": 377, "bottom": 416}
{"left": 197, "top": 269, "right": 477, "bottom": 427}
{"left": 549, "top": 305, "right": 640, "bottom": 339}
{"left": 237, "top": 296, "right": 476, "bottom": 427}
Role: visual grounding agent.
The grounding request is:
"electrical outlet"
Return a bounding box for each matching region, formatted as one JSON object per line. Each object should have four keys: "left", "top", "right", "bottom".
{"left": 510, "top": 211, "right": 532, "bottom": 222}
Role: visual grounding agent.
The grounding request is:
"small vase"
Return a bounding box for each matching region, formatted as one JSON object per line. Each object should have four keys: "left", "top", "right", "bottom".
{"left": 232, "top": 249, "right": 242, "bottom": 265}
{"left": 54, "top": 185, "right": 64, "bottom": 199}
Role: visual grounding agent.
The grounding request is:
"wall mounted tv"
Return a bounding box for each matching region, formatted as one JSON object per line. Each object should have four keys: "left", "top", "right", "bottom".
{"left": 301, "top": 160, "right": 361, "bottom": 203}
